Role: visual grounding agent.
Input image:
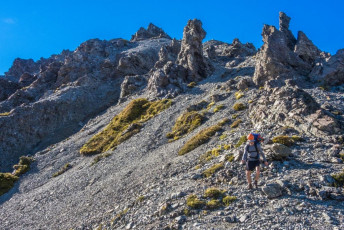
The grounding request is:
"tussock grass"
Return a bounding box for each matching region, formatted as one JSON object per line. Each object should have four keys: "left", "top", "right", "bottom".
{"left": 204, "top": 188, "right": 225, "bottom": 199}
{"left": 13, "top": 156, "right": 33, "bottom": 177}
{"left": 230, "top": 119, "right": 242, "bottom": 128}
{"left": 222, "top": 196, "right": 237, "bottom": 206}
{"left": 80, "top": 98, "right": 172, "bottom": 155}
{"left": 206, "top": 199, "right": 221, "bottom": 210}
{"left": 202, "top": 162, "right": 224, "bottom": 178}
{"left": 178, "top": 118, "right": 229, "bottom": 156}
{"left": 186, "top": 194, "right": 205, "bottom": 209}
{"left": 234, "top": 135, "right": 247, "bottom": 148}
{"left": 272, "top": 135, "right": 294, "bottom": 147}
{"left": 53, "top": 163, "right": 72, "bottom": 177}
{"left": 235, "top": 91, "right": 244, "bottom": 100}
{"left": 332, "top": 170, "right": 344, "bottom": 187}
{"left": 166, "top": 111, "right": 204, "bottom": 142}
{"left": 213, "top": 104, "right": 224, "bottom": 113}
{"left": 187, "top": 82, "right": 197, "bottom": 88}
{"left": 0, "top": 112, "right": 11, "bottom": 116}
{"left": 0, "top": 173, "right": 19, "bottom": 196}
{"left": 233, "top": 103, "right": 246, "bottom": 111}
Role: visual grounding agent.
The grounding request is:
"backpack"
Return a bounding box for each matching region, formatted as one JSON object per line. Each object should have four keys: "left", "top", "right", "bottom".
{"left": 246, "top": 143, "right": 260, "bottom": 160}
{"left": 247, "top": 132, "right": 263, "bottom": 145}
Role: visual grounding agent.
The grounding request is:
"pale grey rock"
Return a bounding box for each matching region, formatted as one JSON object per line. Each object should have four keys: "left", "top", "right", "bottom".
{"left": 262, "top": 183, "right": 283, "bottom": 199}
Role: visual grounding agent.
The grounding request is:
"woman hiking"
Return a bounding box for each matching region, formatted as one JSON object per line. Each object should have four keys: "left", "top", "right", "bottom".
{"left": 241, "top": 133, "right": 268, "bottom": 189}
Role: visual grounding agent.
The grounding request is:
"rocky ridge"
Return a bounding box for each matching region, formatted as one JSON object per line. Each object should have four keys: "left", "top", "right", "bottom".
{"left": 0, "top": 13, "right": 343, "bottom": 230}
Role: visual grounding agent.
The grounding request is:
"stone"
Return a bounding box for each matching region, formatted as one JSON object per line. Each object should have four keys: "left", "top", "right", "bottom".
{"left": 234, "top": 150, "right": 244, "bottom": 161}
{"left": 270, "top": 143, "right": 292, "bottom": 160}
{"left": 262, "top": 183, "right": 283, "bottom": 199}
{"left": 222, "top": 38, "right": 256, "bottom": 58}
{"left": 120, "top": 75, "right": 147, "bottom": 98}
{"left": 177, "top": 19, "right": 212, "bottom": 82}
{"left": 175, "top": 215, "right": 186, "bottom": 224}
{"left": 131, "top": 23, "right": 171, "bottom": 42}
{"left": 126, "top": 222, "right": 134, "bottom": 229}
{"left": 294, "top": 31, "right": 321, "bottom": 65}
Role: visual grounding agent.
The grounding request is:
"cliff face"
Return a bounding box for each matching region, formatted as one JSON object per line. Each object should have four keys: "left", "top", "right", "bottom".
{"left": 0, "top": 13, "right": 344, "bottom": 230}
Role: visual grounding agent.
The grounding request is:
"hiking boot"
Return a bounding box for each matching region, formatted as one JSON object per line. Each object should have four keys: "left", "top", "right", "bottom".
{"left": 247, "top": 183, "right": 253, "bottom": 190}
{"left": 254, "top": 180, "right": 258, "bottom": 189}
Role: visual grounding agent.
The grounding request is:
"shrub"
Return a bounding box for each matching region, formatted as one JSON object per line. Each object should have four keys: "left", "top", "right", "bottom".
{"left": 204, "top": 188, "right": 224, "bottom": 199}
{"left": 53, "top": 163, "right": 72, "bottom": 177}
{"left": 235, "top": 91, "right": 244, "bottom": 100}
{"left": 234, "top": 135, "right": 247, "bottom": 148}
{"left": 166, "top": 111, "right": 204, "bottom": 141}
{"left": 178, "top": 119, "right": 228, "bottom": 155}
{"left": 0, "top": 112, "right": 11, "bottom": 116}
{"left": 272, "top": 135, "right": 294, "bottom": 147}
{"left": 0, "top": 173, "right": 19, "bottom": 196}
{"left": 230, "top": 119, "right": 242, "bottom": 128}
{"left": 202, "top": 163, "right": 224, "bottom": 178}
{"left": 332, "top": 171, "right": 344, "bottom": 187}
{"left": 187, "top": 82, "right": 197, "bottom": 88}
{"left": 13, "top": 156, "right": 33, "bottom": 177}
{"left": 206, "top": 199, "right": 221, "bottom": 210}
{"left": 233, "top": 103, "right": 246, "bottom": 111}
{"left": 213, "top": 105, "right": 224, "bottom": 113}
{"left": 186, "top": 194, "right": 205, "bottom": 209}
{"left": 222, "top": 196, "right": 237, "bottom": 206}
{"left": 80, "top": 98, "right": 171, "bottom": 155}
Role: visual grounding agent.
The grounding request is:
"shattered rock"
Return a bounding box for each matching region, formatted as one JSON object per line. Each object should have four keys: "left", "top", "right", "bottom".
{"left": 131, "top": 23, "right": 171, "bottom": 42}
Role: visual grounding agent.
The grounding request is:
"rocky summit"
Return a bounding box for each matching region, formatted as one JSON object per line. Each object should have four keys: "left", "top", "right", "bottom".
{"left": 0, "top": 12, "right": 343, "bottom": 230}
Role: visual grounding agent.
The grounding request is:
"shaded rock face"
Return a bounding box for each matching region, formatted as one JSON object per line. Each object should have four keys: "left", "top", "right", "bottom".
{"left": 221, "top": 38, "right": 256, "bottom": 58}
{"left": 249, "top": 83, "right": 343, "bottom": 138}
{"left": 0, "top": 37, "right": 169, "bottom": 171}
{"left": 154, "top": 39, "right": 181, "bottom": 69}
{"left": 0, "top": 78, "right": 19, "bottom": 102}
{"left": 131, "top": 23, "right": 171, "bottom": 42}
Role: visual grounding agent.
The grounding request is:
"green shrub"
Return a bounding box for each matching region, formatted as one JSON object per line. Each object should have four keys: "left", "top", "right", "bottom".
{"left": 234, "top": 135, "right": 247, "bottom": 148}
{"left": 187, "top": 82, "right": 197, "bottom": 88}
{"left": 235, "top": 91, "right": 244, "bottom": 100}
{"left": 213, "top": 104, "right": 224, "bottom": 113}
{"left": 233, "top": 103, "right": 246, "bottom": 111}
{"left": 204, "top": 188, "right": 224, "bottom": 199}
{"left": 272, "top": 135, "right": 294, "bottom": 147}
{"left": 0, "top": 173, "right": 18, "bottom": 196}
{"left": 222, "top": 196, "right": 237, "bottom": 206}
{"left": 166, "top": 111, "right": 204, "bottom": 141}
{"left": 178, "top": 119, "right": 228, "bottom": 155}
{"left": 206, "top": 199, "right": 221, "bottom": 210}
{"left": 13, "top": 156, "right": 33, "bottom": 177}
{"left": 53, "top": 163, "right": 72, "bottom": 177}
{"left": 80, "top": 98, "right": 171, "bottom": 155}
{"left": 202, "top": 163, "right": 224, "bottom": 178}
{"left": 332, "top": 170, "right": 344, "bottom": 187}
{"left": 230, "top": 119, "right": 242, "bottom": 128}
{"left": 186, "top": 194, "right": 205, "bottom": 209}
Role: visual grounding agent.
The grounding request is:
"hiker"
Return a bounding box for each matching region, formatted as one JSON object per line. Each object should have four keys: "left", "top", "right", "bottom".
{"left": 241, "top": 133, "right": 268, "bottom": 189}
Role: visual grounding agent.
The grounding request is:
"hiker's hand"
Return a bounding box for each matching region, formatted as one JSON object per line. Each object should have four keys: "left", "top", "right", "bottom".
{"left": 264, "top": 161, "right": 269, "bottom": 166}
{"left": 241, "top": 160, "right": 245, "bottom": 165}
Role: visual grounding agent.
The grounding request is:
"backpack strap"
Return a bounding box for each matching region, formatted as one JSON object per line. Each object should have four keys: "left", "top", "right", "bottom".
{"left": 254, "top": 143, "right": 260, "bottom": 159}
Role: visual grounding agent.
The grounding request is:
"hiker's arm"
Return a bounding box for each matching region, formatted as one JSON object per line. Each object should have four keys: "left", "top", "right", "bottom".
{"left": 241, "top": 145, "right": 248, "bottom": 163}
{"left": 258, "top": 144, "right": 267, "bottom": 162}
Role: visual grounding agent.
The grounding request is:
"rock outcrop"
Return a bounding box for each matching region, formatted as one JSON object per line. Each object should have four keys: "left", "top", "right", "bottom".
{"left": 131, "top": 23, "right": 171, "bottom": 42}
{"left": 5, "top": 58, "right": 40, "bottom": 81}
{"left": 249, "top": 81, "right": 343, "bottom": 138}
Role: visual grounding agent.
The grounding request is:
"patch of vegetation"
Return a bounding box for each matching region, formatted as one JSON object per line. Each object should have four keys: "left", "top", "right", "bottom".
{"left": 204, "top": 188, "right": 225, "bottom": 199}
{"left": 248, "top": 100, "right": 253, "bottom": 103}
{"left": 225, "top": 154, "right": 234, "bottom": 162}
{"left": 291, "top": 135, "right": 304, "bottom": 142}
{"left": 213, "top": 104, "right": 224, "bottom": 113}
{"left": 13, "top": 156, "right": 33, "bottom": 177}
{"left": 0, "top": 173, "right": 19, "bottom": 196}
{"left": 235, "top": 91, "right": 244, "bottom": 100}
{"left": 223, "top": 144, "right": 232, "bottom": 150}
{"left": 233, "top": 103, "right": 246, "bottom": 111}
{"left": 230, "top": 119, "right": 242, "bottom": 128}
{"left": 234, "top": 135, "right": 247, "bottom": 148}
{"left": 199, "top": 147, "right": 222, "bottom": 164}
{"left": 111, "top": 208, "right": 130, "bottom": 225}
{"left": 186, "top": 194, "right": 205, "bottom": 209}
{"left": 206, "top": 199, "right": 221, "bottom": 210}
{"left": 91, "top": 152, "right": 112, "bottom": 166}
{"left": 53, "top": 163, "right": 72, "bottom": 177}
{"left": 319, "top": 85, "right": 330, "bottom": 91}
{"left": 231, "top": 114, "right": 239, "bottom": 119}
{"left": 207, "top": 102, "right": 215, "bottom": 110}
{"left": 202, "top": 162, "right": 224, "bottom": 178}
{"left": 0, "top": 112, "right": 11, "bottom": 116}
{"left": 259, "top": 86, "right": 264, "bottom": 90}
{"left": 80, "top": 98, "right": 172, "bottom": 155}
{"left": 332, "top": 170, "right": 344, "bottom": 187}
{"left": 183, "top": 208, "right": 191, "bottom": 216}
{"left": 166, "top": 111, "right": 204, "bottom": 142}
{"left": 178, "top": 119, "right": 228, "bottom": 156}
{"left": 136, "top": 195, "right": 145, "bottom": 203}
{"left": 219, "top": 134, "right": 227, "bottom": 140}
{"left": 332, "top": 110, "right": 342, "bottom": 115}
{"left": 222, "top": 196, "right": 237, "bottom": 206}
{"left": 272, "top": 135, "right": 294, "bottom": 147}
{"left": 187, "top": 82, "right": 197, "bottom": 88}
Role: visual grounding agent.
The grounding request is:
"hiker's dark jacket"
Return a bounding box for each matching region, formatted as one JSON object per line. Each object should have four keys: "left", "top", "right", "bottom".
{"left": 242, "top": 142, "right": 267, "bottom": 162}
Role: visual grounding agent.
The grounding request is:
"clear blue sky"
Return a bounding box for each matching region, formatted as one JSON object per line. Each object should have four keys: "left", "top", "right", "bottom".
{"left": 1, "top": 0, "right": 343, "bottom": 75}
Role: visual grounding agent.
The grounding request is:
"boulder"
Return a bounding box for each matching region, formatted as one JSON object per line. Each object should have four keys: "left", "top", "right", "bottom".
{"left": 270, "top": 143, "right": 292, "bottom": 160}
{"left": 262, "top": 183, "right": 283, "bottom": 199}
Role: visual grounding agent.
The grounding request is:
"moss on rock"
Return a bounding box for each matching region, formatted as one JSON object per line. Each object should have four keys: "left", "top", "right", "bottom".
{"left": 0, "top": 173, "right": 18, "bottom": 196}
